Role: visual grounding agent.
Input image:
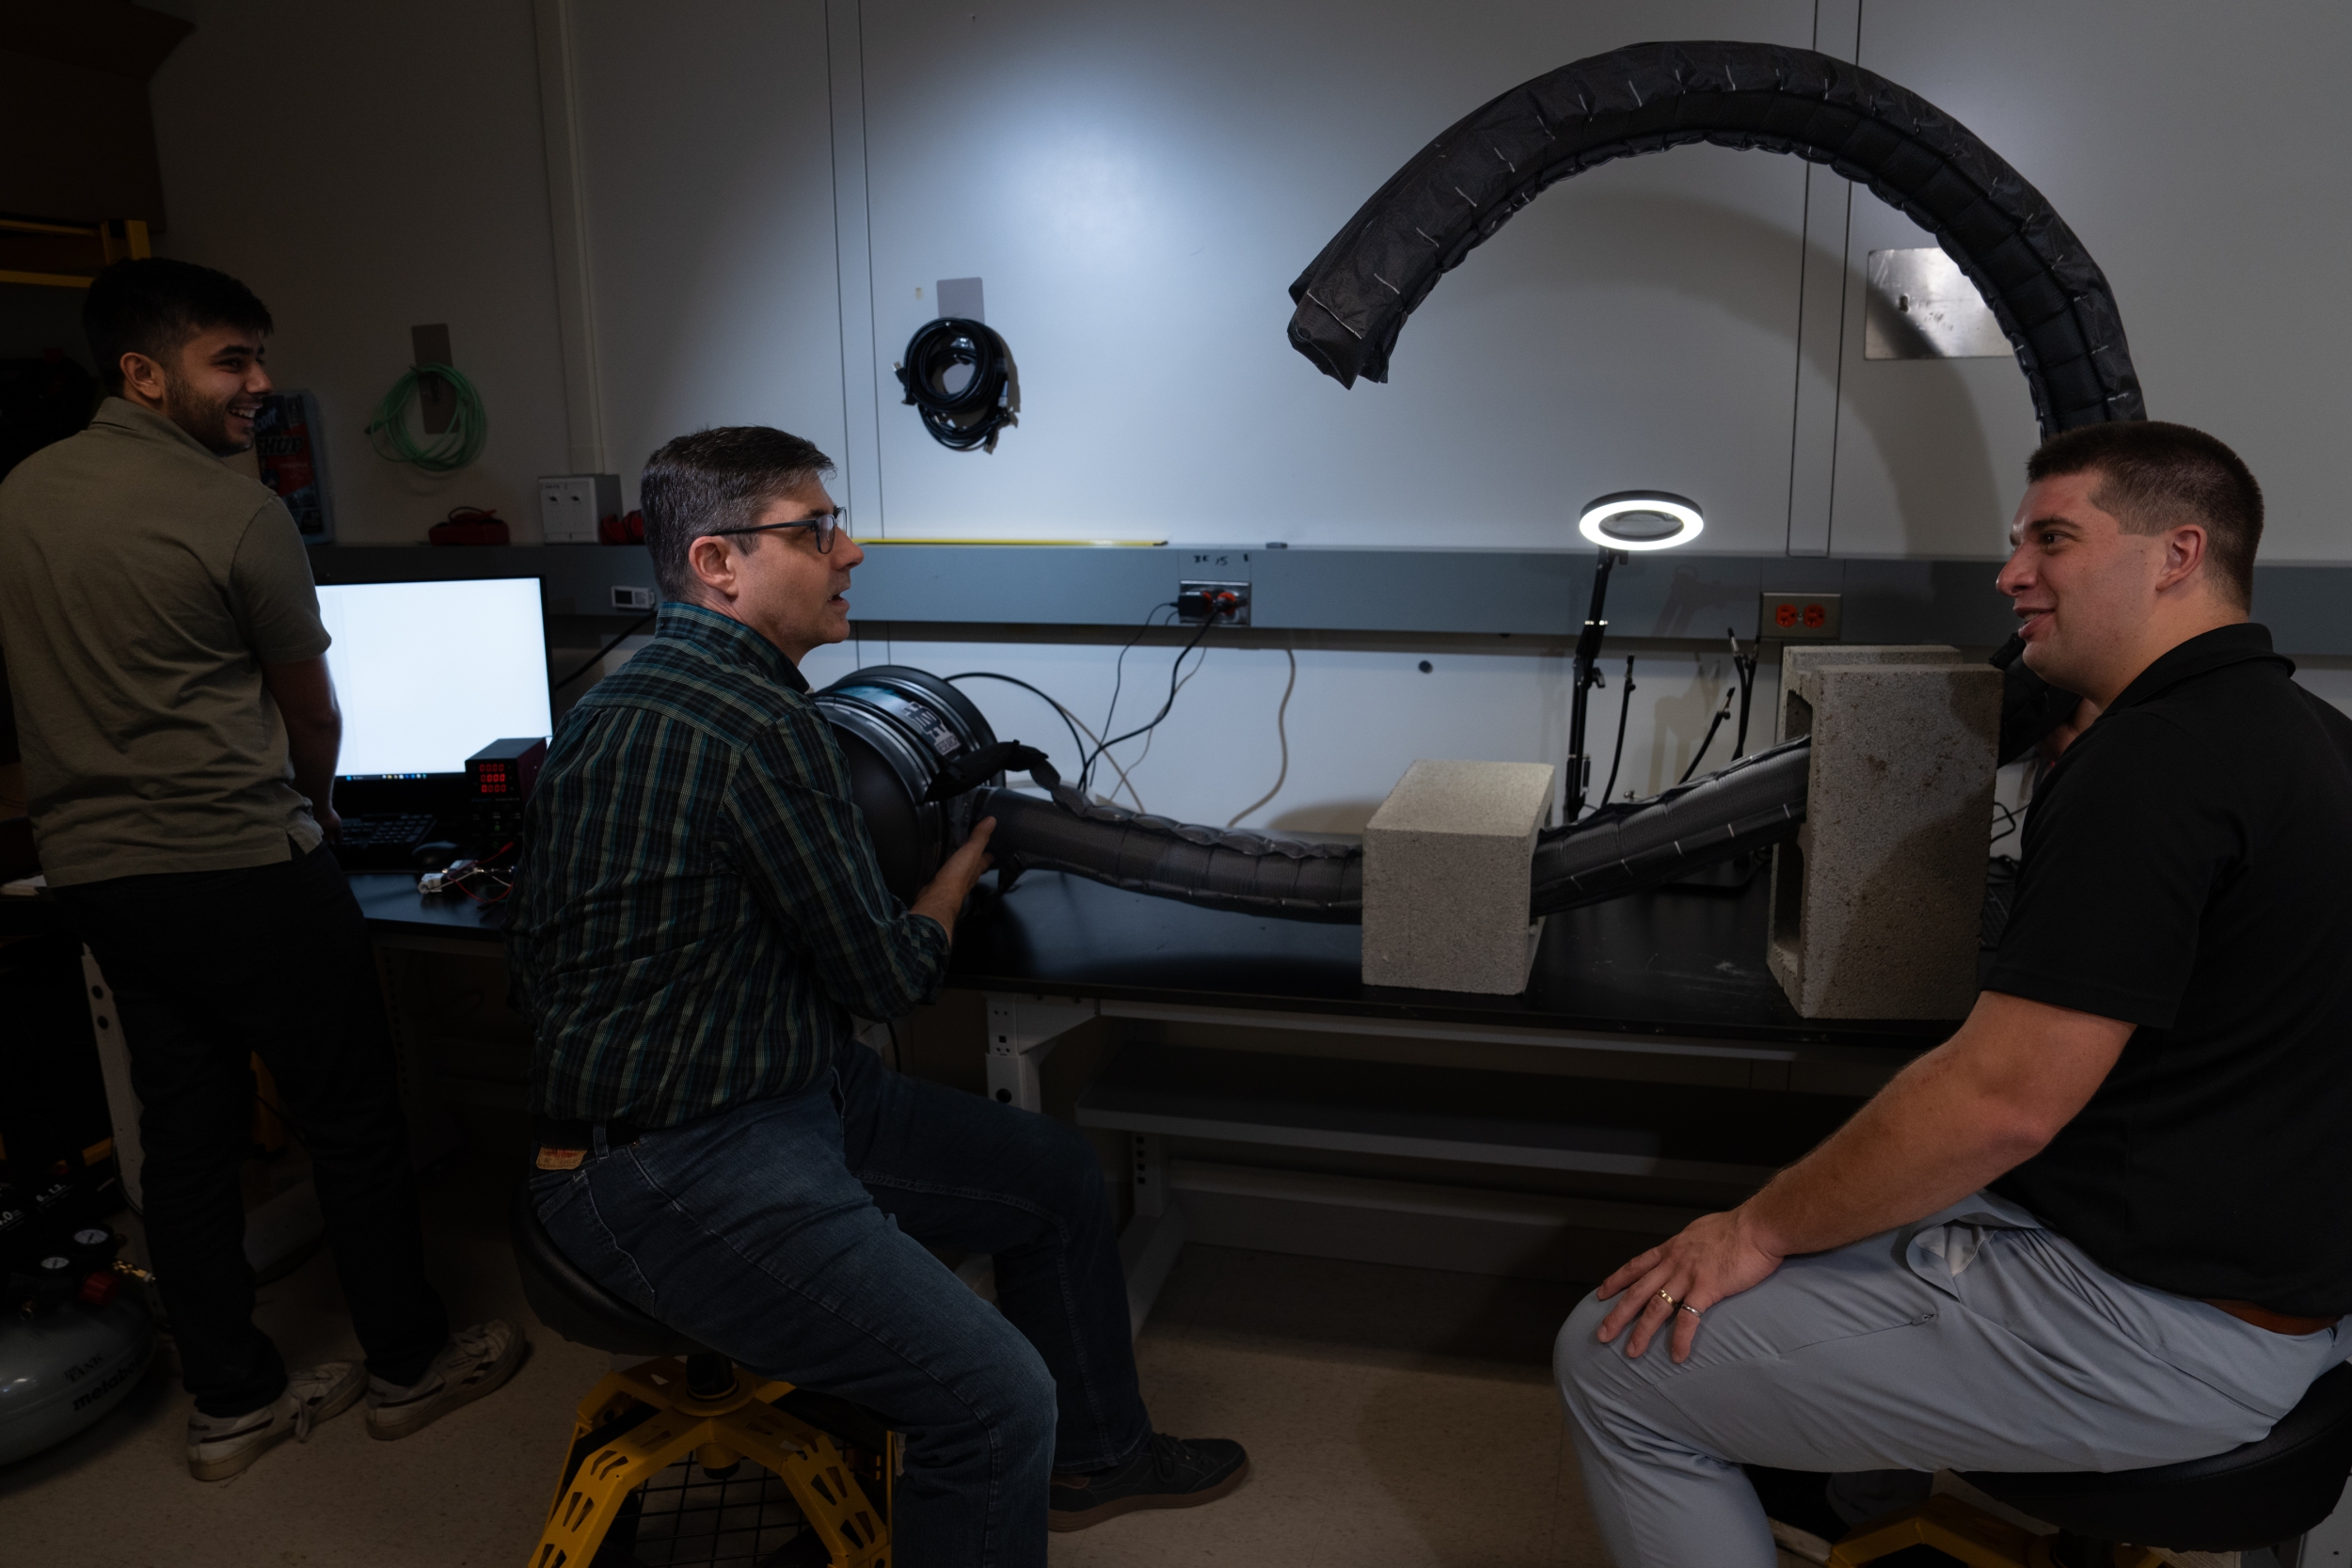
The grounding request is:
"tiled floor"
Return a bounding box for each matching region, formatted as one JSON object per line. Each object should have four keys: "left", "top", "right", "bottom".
{"left": 1, "top": 1148, "right": 1609, "bottom": 1567}
{"left": 1055, "top": 1246, "right": 1604, "bottom": 1568}
{"left": 1, "top": 1149, "right": 605, "bottom": 1568}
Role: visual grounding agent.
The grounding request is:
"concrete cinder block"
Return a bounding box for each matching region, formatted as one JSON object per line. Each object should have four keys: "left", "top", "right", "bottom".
{"left": 1362, "top": 759, "right": 1556, "bottom": 994}
{"left": 1767, "top": 646, "right": 2001, "bottom": 1019}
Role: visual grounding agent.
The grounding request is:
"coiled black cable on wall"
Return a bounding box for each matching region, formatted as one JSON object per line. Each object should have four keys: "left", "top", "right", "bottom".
{"left": 896, "top": 317, "right": 1019, "bottom": 451}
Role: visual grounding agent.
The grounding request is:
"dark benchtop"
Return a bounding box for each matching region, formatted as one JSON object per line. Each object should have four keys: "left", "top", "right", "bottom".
{"left": 0, "top": 860, "right": 1947, "bottom": 1053}
{"left": 349, "top": 872, "right": 515, "bottom": 940}
{"left": 0, "top": 868, "right": 1948, "bottom": 1055}
{"left": 947, "top": 868, "right": 1949, "bottom": 1052}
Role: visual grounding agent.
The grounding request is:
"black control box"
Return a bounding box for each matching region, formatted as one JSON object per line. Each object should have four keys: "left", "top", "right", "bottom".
{"left": 465, "top": 736, "right": 548, "bottom": 844}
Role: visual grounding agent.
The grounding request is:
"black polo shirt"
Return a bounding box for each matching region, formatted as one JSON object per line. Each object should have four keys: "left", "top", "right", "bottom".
{"left": 1986, "top": 623, "right": 2352, "bottom": 1316}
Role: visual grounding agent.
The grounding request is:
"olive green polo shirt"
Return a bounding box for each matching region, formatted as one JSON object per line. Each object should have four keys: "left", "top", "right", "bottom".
{"left": 0, "top": 398, "right": 330, "bottom": 885}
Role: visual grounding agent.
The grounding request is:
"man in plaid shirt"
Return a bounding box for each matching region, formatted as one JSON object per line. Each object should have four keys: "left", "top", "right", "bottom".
{"left": 510, "top": 427, "right": 1246, "bottom": 1564}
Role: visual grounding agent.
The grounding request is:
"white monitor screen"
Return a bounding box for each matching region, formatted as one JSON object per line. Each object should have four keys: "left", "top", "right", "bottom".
{"left": 315, "top": 578, "right": 553, "bottom": 777}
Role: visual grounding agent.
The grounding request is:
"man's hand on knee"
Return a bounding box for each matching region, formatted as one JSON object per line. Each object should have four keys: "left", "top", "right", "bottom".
{"left": 1593, "top": 1211, "right": 1784, "bottom": 1364}
{"left": 1589, "top": 991, "right": 2134, "bottom": 1367}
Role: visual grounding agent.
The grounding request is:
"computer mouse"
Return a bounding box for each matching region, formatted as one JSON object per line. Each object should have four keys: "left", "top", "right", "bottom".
{"left": 412, "top": 840, "right": 461, "bottom": 870}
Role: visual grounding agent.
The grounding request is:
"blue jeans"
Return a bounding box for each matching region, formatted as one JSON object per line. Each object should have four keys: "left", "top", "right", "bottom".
{"left": 529, "top": 1039, "right": 1150, "bottom": 1567}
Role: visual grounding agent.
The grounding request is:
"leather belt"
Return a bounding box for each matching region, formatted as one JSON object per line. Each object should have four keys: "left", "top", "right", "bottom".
{"left": 2203, "top": 1298, "right": 2342, "bottom": 1337}
{"left": 532, "top": 1117, "right": 645, "bottom": 1150}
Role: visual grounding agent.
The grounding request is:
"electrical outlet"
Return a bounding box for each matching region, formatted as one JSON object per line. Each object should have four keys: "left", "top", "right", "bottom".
{"left": 1759, "top": 591, "right": 1842, "bottom": 641}
{"left": 539, "top": 473, "right": 622, "bottom": 546}
{"left": 1177, "top": 580, "right": 1250, "bottom": 626}
{"left": 612, "top": 586, "right": 654, "bottom": 610}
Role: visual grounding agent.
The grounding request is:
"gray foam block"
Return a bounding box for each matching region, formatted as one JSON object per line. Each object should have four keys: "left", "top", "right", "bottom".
{"left": 1766, "top": 646, "right": 2001, "bottom": 1019}
{"left": 1362, "top": 759, "right": 1556, "bottom": 994}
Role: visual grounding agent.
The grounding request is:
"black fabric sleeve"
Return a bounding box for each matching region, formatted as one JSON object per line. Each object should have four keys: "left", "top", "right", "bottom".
{"left": 1982, "top": 710, "right": 2233, "bottom": 1028}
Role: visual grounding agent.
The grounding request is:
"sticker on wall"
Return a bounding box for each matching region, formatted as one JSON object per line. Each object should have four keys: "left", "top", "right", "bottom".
{"left": 252, "top": 389, "right": 334, "bottom": 541}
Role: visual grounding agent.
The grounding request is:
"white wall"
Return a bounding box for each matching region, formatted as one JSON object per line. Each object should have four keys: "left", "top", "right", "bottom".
{"left": 147, "top": 0, "right": 574, "bottom": 543}
{"left": 135, "top": 0, "right": 2352, "bottom": 822}
{"left": 566, "top": 0, "right": 848, "bottom": 490}
{"left": 1830, "top": 2, "right": 2352, "bottom": 561}
{"left": 805, "top": 632, "right": 1779, "bottom": 832}
{"left": 853, "top": 0, "right": 1813, "bottom": 551}
{"left": 143, "top": 0, "right": 2352, "bottom": 564}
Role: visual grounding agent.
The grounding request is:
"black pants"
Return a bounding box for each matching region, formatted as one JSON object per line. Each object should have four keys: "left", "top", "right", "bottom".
{"left": 57, "top": 845, "right": 447, "bottom": 1416}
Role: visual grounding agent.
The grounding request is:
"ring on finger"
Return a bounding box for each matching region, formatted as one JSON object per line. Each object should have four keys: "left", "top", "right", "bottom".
{"left": 1654, "top": 1288, "right": 1677, "bottom": 1308}
{"left": 1678, "top": 1303, "right": 1704, "bottom": 1318}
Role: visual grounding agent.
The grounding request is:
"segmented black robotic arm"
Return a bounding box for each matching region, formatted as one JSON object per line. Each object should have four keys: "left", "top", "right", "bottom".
{"left": 1286, "top": 40, "right": 2142, "bottom": 435}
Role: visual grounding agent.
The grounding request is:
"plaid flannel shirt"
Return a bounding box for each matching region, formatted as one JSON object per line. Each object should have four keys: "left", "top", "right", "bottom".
{"left": 508, "top": 602, "right": 949, "bottom": 1127}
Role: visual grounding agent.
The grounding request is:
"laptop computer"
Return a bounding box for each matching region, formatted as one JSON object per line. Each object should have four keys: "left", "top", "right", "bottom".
{"left": 315, "top": 577, "right": 553, "bottom": 871}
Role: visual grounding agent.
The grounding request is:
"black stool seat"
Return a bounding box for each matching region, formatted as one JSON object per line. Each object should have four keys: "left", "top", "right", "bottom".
{"left": 510, "top": 1180, "right": 711, "bottom": 1358}
{"left": 1963, "top": 1362, "right": 2352, "bottom": 1551}
{"left": 509, "top": 1181, "right": 898, "bottom": 1457}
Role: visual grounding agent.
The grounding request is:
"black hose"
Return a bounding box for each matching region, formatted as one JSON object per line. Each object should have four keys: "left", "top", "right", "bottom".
{"left": 1083, "top": 613, "right": 1214, "bottom": 796}
{"left": 1288, "top": 40, "right": 2142, "bottom": 437}
{"left": 1678, "top": 694, "right": 1734, "bottom": 784}
{"left": 1530, "top": 737, "right": 1811, "bottom": 915}
{"left": 981, "top": 784, "right": 1363, "bottom": 922}
{"left": 978, "top": 736, "right": 1813, "bottom": 924}
{"left": 551, "top": 611, "right": 657, "bottom": 692}
{"left": 896, "top": 318, "right": 1016, "bottom": 451}
{"left": 1729, "top": 631, "right": 1757, "bottom": 758}
{"left": 1082, "top": 603, "right": 1176, "bottom": 798}
{"left": 1598, "top": 655, "right": 1635, "bottom": 812}
{"left": 944, "top": 672, "right": 1089, "bottom": 778}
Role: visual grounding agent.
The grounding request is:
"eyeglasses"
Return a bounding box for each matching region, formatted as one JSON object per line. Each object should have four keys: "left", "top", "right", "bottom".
{"left": 705, "top": 507, "right": 850, "bottom": 553}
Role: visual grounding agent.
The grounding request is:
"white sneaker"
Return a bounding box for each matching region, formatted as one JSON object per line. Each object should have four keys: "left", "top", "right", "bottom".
{"left": 186, "top": 1361, "right": 365, "bottom": 1481}
{"left": 363, "top": 1320, "right": 525, "bottom": 1441}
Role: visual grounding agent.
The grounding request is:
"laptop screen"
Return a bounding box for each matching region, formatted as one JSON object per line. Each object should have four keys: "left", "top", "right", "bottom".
{"left": 314, "top": 578, "right": 553, "bottom": 779}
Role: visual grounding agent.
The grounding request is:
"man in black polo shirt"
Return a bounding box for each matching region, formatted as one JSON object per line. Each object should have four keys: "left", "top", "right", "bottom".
{"left": 1554, "top": 421, "right": 2352, "bottom": 1568}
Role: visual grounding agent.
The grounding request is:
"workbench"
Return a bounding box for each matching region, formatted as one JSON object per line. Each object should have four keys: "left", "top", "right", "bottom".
{"left": 943, "top": 867, "right": 1946, "bottom": 1321}
{"left": 363, "top": 865, "right": 1951, "bottom": 1309}
{"left": 28, "top": 866, "right": 1954, "bottom": 1320}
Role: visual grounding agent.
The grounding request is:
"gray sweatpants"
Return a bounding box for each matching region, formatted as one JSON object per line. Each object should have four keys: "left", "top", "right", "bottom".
{"left": 1554, "top": 1193, "right": 2344, "bottom": 1568}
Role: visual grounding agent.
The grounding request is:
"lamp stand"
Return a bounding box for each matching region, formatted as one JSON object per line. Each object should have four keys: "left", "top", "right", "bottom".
{"left": 1565, "top": 546, "right": 1627, "bottom": 819}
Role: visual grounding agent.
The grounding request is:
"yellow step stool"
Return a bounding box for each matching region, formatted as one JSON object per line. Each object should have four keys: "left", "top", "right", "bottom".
{"left": 529, "top": 1353, "right": 889, "bottom": 1568}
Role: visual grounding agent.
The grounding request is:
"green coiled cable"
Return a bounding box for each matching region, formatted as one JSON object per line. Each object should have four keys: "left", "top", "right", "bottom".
{"left": 365, "top": 361, "right": 487, "bottom": 472}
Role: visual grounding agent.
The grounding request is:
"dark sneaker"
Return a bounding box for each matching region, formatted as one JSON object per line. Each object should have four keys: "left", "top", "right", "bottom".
{"left": 1048, "top": 1432, "right": 1249, "bottom": 1531}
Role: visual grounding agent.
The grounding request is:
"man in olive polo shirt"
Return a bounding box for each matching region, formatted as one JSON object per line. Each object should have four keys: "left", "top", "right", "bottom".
{"left": 0, "top": 259, "right": 518, "bottom": 1481}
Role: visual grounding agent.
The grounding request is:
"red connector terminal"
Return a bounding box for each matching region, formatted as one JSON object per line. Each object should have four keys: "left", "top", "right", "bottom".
{"left": 1175, "top": 580, "right": 1251, "bottom": 626}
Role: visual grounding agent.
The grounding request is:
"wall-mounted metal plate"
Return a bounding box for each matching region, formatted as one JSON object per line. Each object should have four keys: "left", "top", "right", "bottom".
{"left": 936, "top": 276, "right": 984, "bottom": 322}
{"left": 1177, "top": 579, "right": 1250, "bottom": 626}
{"left": 1865, "top": 249, "right": 2010, "bottom": 360}
{"left": 1760, "top": 591, "right": 1841, "bottom": 641}
{"left": 410, "top": 322, "right": 456, "bottom": 432}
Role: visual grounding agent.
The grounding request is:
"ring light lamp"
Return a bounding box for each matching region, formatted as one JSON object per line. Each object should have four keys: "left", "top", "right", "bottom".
{"left": 1564, "top": 490, "right": 1703, "bottom": 818}
{"left": 1578, "top": 492, "right": 1704, "bottom": 552}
